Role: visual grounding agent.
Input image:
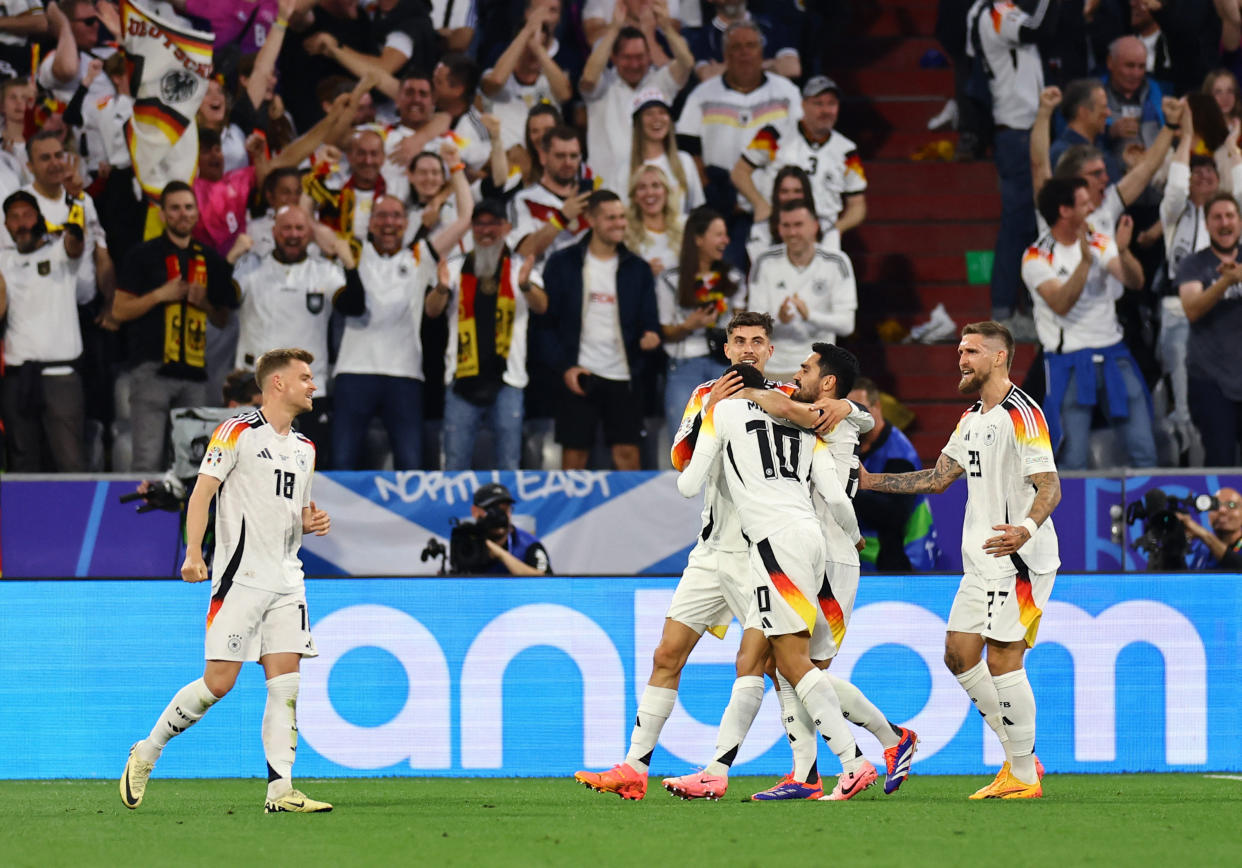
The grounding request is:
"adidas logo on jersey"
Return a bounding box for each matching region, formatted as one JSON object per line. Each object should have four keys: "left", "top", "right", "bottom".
{"left": 256, "top": 448, "right": 273, "bottom": 460}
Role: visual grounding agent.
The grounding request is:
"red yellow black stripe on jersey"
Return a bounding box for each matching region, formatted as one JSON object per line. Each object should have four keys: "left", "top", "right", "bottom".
{"left": 1002, "top": 387, "right": 1052, "bottom": 452}
{"left": 670, "top": 379, "right": 796, "bottom": 471}
{"left": 206, "top": 517, "right": 245, "bottom": 630}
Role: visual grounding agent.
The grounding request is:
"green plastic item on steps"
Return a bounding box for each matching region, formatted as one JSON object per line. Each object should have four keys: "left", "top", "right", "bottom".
{"left": 965, "top": 250, "right": 994, "bottom": 285}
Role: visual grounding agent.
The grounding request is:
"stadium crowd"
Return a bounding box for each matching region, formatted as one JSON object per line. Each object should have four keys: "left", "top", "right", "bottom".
{"left": 1, "top": 0, "right": 1239, "bottom": 474}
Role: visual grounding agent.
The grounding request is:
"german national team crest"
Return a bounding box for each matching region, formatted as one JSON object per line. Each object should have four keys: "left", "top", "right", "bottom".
{"left": 984, "top": 425, "right": 998, "bottom": 447}
{"left": 296, "top": 452, "right": 309, "bottom": 471}
{"left": 306, "top": 292, "right": 324, "bottom": 314}
{"left": 37, "top": 260, "right": 50, "bottom": 276}
{"left": 398, "top": 263, "right": 410, "bottom": 277}
{"left": 812, "top": 279, "right": 828, "bottom": 294}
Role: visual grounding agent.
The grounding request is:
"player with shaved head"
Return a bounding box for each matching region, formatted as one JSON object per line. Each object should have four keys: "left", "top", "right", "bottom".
{"left": 861, "top": 321, "right": 1062, "bottom": 799}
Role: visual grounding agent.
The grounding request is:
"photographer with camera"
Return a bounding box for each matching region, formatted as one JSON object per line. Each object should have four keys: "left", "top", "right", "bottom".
{"left": 1179, "top": 487, "right": 1242, "bottom": 571}
{"left": 449, "top": 483, "right": 551, "bottom": 576}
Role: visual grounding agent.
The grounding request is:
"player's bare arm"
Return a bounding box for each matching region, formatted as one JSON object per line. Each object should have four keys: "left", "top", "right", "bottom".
{"left": 860, "top": 452, "right": 964, "bottom": 495}
{"left": 302, "top": 501, "right": 331, "bottom": 536}
{"left": 737, "top": 387, "right": 852, "bottom": 433}
{"left": 982, "top": 471, "right": 1062, "bottom": 557}
{"left": 181, "top": 474, "right": 222, "bottom": 582}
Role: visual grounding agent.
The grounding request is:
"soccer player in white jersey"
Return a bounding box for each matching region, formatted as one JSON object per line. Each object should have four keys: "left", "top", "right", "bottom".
{"left": 663, "top": 344, "right": 917, "bottom": 801}
{"left": 860, "top": 322, "right": 1062, "bottom": 799}
{"left": 120, "top": 348, "right": 334, "bottom": 814}
{"left": 573, "top": 312, "right": 856, "bottom": 800}
{"left": 673, "top": 361, "right": 878, "bottom": 800}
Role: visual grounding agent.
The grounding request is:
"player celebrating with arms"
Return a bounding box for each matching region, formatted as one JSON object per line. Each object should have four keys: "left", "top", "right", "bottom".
{"left": 120, "top": 349, "right": 333, "bottom": 814}
{"left": 860, "top": 322, "right": 1061, "bottom": 799}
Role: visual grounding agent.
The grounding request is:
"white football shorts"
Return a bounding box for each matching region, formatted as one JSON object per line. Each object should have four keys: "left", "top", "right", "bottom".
{"left": 947, "top": 569, "right": 1056, "bottom": 647}
{"left": 809, "top": 559, "right": 860, "bottom": 662}
{"left": 745, "top": 522, "right": 826, "bottom": 640}
{"left": 666, "top": 543, "right": 752, "bottom": 636}
{"left": 205, "top": 583, "right": 318, "bottom": 662}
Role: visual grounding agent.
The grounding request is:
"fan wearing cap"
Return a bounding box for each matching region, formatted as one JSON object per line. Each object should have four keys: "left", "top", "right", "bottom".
{"left": 580, "top": 3, "right": 694, "bottom": 193}
{"left": 627, "top": 89, "right": 704, "bottom": 214}
{"left": 440, "top": 198, "right": 547, "bottom": 470}
{"left": 733, "top": 76, "right": 867, "bottom": 253}
{"left": 467, "top": 483, "right": 551, "bottom": 576}
{"left": 0, "top": 189, "right": 89, "bottom": 471}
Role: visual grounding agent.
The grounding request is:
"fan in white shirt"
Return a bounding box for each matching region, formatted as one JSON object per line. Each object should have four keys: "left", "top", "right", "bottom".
{"left": 234, "top": 206, "right": 344, "bottom": 393}
{"left": 580, "top": 4, "right": 694, "bottom": 193}
{"left": 625, "top": 89, "right": 704, "bottom": 214}
{"left": 479, "top": 3, "right": 571, "bottom": 151}
{"left": 747, "top": 201, "right": 857, "bottom": 381}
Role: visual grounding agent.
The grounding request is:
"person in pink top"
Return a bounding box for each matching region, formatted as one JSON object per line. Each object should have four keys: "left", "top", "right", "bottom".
{"left": 191, "top": 81, "right": 369, "bottom": 256}
{"left": 181, "top": 0, "right": 301, "bottom": 55}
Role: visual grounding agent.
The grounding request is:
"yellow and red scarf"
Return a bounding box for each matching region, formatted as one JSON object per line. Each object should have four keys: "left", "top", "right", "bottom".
{"left": 456, "top": 252, "right": 516, "bottom": 378}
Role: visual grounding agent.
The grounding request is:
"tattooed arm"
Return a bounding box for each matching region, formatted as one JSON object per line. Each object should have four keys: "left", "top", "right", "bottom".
{"left": 860, "top": 452, "right": 964, "bottom": 495}
{"left": 1026, "top": 471, "right": 1061, "bottom": 526}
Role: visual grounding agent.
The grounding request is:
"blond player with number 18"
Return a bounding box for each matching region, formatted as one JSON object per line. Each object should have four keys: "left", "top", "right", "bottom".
{"left": 859, "top": 321, "right": 1061, "bottom": 799}
{"left": 120, "top": 348, "right": 333, "bottom": 814}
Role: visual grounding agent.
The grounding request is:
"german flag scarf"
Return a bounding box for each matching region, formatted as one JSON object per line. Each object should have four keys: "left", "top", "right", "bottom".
{"left": 456, "top": 251, "right": 516, "bottom": 378}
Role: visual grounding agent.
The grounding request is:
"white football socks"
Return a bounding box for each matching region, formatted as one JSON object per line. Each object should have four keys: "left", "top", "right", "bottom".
{"left": 624, "top": 685, "right": 677, "bottom": 775}
{"left": 827, "top": 673, "right": 901, "bottom": 749}
{"left": 777, "top": 673, "right": 820, "bottom": 784}
{"left": 263, "top": 673, "right": 300, "bottom": 799}
{"left": 140, "top": 678, "right": 220, "bottom": 762}
{"left": 704, "top": 676, "right": 764, "bottom": 776}
{"left": 793, "top": 668, "right": 862, "bottom": 774}
{"left": 956, "top": 660, "right": 1012, "bottom": 763}
{"left": 992, "top": 668, "right": 1038, "bottom": 784}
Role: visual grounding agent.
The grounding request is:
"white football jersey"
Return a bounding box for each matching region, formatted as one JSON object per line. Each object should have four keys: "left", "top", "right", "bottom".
{"left": 677, "top": 397, "right": 857, "bottom": 547}
{"left": 941, "top": 386, "right": 1060, "bottom": 581}
{"left": 742, "top": 122, "right": 866, "bottom": 228}
{"left": 1021, "top": 227, "right": 1121, "bottom": 353}
{"left": 235, "top": 253, "right": 344, "bottom": 390}
{"left": 747, "top": 245, "right": 858, "bottom": 374}
{"left": 200, "top": 410, "right": 316, "bottom": 596}
{"left": 814, "top": 401, "right": 873, "bottom": 566}
{"left": 335, "top": 240, "right": 438, "bottom": 379}
{"left": 672, "top": 379, "right": 794, "bottom": 553}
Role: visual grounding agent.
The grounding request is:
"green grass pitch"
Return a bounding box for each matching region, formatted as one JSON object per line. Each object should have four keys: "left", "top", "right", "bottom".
{"left": 5, "top": 775, "right": 1240, "bottom": 867}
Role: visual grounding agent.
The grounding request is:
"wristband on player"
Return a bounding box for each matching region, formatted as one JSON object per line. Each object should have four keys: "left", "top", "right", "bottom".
{"left": 1020, "top": 517, "right": 1039, "bottom": 538}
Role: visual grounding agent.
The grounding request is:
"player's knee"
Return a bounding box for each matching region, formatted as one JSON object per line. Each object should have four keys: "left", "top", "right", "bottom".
{"left": 943, "top": 646, "right": 967, "bottom": 675}
{"left": 203, "top": 670, "right": 238, "bottom": 698}
{"left": 651, "top": 640, "right": 688, "bottom": 677}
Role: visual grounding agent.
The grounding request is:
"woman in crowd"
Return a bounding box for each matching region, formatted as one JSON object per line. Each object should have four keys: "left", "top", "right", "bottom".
{"left": 627, "top": 90, "right": 703, "bottom": 213}
{"left": 623, "top": 164, "right": 683, "bottom": 278}
{"left": 656, "top": 206, "right": 746, "bottom": 440}
{"left": 745, "top": 165, "right": 825, "bottom": 266}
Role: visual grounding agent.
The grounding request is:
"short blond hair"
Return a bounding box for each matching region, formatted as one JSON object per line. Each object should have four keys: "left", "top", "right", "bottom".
{"left": 255, "top": 348, "right": 314, "bottom": 390}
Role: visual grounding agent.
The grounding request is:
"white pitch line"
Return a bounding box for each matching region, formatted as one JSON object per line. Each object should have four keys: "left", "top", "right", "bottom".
{"left": 1203, "top": 774, "right": 1242, "bottom": 781}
